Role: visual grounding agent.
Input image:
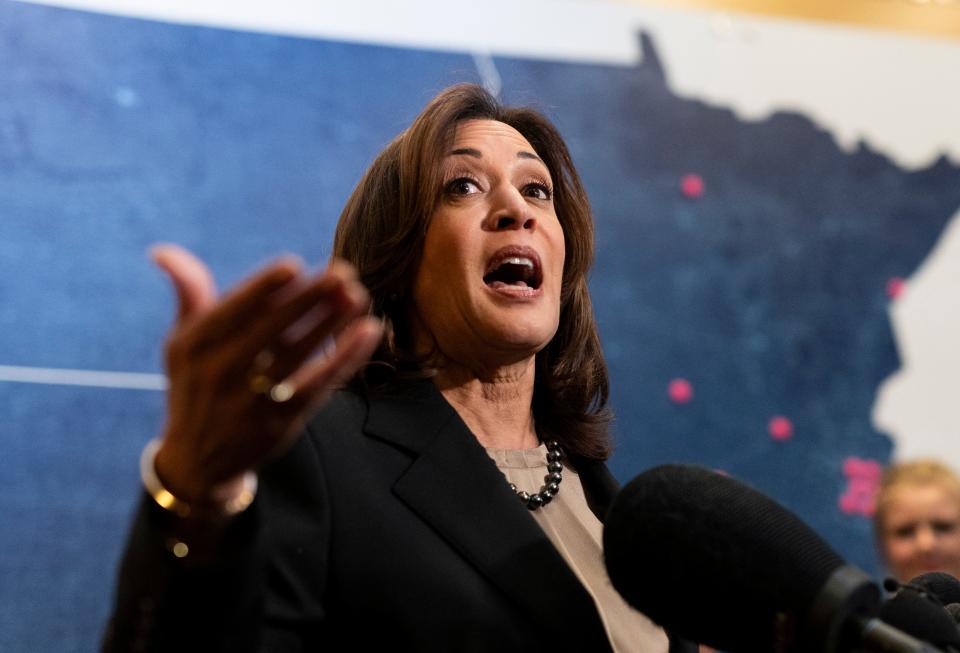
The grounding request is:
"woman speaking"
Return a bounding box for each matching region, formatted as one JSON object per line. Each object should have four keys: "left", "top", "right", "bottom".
{"left": 103, "top": 84, "right": 690, "bottom": 652}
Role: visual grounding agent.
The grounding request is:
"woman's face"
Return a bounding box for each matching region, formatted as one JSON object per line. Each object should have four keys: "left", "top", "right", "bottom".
{"left": 880, "top": 482, "right": 960, "bottom": 581}
{"left": 410, "top": 119, "right": 565, "bottom": 371}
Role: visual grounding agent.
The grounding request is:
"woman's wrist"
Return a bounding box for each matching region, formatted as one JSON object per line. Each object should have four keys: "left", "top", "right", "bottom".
{"left": 140, "top": 438, "right": 258, "bottom": 521}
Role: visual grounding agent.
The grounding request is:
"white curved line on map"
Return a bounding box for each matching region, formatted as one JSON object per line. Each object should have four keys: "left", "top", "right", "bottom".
{"left": 472, "top": 52, "right": 502, "bottom": 99}
{"left": 0, "top": 365, "right": 167, "bottom": 390}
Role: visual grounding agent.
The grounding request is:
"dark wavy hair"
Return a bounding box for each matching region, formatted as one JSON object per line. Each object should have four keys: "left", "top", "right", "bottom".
{"left": 333, "top": 83, "right": 611, "bottom": 460}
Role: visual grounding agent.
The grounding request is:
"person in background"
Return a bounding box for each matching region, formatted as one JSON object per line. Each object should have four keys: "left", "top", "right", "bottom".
{"left": 875, "top": 459, "right": 960, "bottom": 582}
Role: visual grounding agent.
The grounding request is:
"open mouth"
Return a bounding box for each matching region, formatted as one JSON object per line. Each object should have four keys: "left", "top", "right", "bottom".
{"left": 483, "top": 247, "right": 543, "bottom": 291}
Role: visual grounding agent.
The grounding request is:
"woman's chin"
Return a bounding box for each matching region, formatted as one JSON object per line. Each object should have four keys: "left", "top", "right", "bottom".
{"left": 477, "top": 311, "right": 557, "bottom": 349}
{"left": 444, "top": 324, "right": 556, "bottom": 368}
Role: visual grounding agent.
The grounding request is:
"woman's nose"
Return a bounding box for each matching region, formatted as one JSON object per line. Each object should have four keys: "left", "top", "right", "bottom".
{"left": 487, "top": 187, "right": 536, "bottom": 231}
{"left": 492, "top": 214, "right": 536, "bottom": 230}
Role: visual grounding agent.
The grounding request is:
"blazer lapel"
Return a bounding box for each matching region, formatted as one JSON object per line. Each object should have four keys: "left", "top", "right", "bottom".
{"left": 364, "top": 380, "right": 611, "bottom": 648}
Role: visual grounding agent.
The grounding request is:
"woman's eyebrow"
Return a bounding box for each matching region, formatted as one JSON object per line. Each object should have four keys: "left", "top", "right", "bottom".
{"left": 448, "top": 147, "right": 482, "bottom": 158}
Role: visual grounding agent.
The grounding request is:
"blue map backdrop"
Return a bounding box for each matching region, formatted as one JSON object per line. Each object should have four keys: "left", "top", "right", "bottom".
{"left": 2, "top": 3, "right": 960, "bottom": 650}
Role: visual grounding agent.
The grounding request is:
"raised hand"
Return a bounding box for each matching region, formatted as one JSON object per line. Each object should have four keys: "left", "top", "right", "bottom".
{"left": 149, "top": 244, "right": 383, "bottom": 511}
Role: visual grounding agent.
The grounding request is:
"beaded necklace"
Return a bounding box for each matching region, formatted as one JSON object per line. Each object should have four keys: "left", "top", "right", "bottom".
{"left": 508, "top": 440, "right": 564, "bottom": 511}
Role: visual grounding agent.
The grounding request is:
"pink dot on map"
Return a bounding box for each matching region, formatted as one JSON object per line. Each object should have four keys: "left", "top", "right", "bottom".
{"left": 886, "top": 277, "right": 906, "bottom": 300}
{"left": 768, "top": 416, "right": 793, "bottom": 441}
{"left": 668, "top": 378, "right": 693, "bottom": 404}
{"left": 839, "top": 493, "right": 859, "bottom": 515}
{"left": 843, "top": 457, "right": 861, "bottom": 476}
{"left": 680, "top": 173, "right": 705, "bottom": 199}
{"left": 843, "top": 456, "right": 882, "bottom": 481}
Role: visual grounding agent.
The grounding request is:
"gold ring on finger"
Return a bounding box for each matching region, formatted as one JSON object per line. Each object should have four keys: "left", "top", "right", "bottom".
{"left": 248, "top": 373, "right": 275, "bottom": 396}
{"left": 249, "top": 374, "right": 295, "bottom": 404}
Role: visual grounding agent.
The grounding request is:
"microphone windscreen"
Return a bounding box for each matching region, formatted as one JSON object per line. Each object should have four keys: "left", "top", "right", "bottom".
{"left": 945, "top": 603, "right": 960, "bottom": 624}
{"left": 910, "top": 572, "right": 960, "bottom": 606}
{"left": 879, "top": 586, "right": 960, "bottom": 650}
{"left": 604, "top": 464, "right": 844, "bottom": 652}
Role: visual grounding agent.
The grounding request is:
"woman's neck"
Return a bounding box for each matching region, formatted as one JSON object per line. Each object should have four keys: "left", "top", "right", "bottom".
{"left": 432, "top": 358, "right": 539, "bottom": 450}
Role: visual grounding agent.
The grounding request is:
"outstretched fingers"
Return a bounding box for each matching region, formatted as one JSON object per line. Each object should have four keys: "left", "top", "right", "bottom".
{"left": 237, "top": 265, "right": 372, "bottom": 384}
{"left": 285, "top": 315, "right": 384, "bottom": 411}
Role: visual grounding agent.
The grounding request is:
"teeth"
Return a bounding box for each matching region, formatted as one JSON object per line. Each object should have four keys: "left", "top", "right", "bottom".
{"left": 501, "top": 257, "right": 534, "bottom": 269}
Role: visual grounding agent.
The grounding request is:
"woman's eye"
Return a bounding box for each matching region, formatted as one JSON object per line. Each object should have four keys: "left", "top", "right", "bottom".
{"left": 523, "top": 183, "right": 552, "bottom": 200}
{"left": 445, "top": 177, "right": 481, "bottom": 196}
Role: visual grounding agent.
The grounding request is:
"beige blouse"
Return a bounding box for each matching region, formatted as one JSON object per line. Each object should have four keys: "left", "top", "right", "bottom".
{"left": 486, "top": 445, "right": 669, "bottom": 653}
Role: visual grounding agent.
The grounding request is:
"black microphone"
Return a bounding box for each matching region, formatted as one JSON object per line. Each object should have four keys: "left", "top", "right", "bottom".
{"left": 946, "top": 604, "right": 960, "bottom": 624}
{"left": 880, "top": 582, "right": 960, "bottom": 652}
{"left": 909, "top": 572, "right": 960, "bottom": 607}
{"left": 911, "top": 572, "right": 960, "bottom": 627}
{"left": 603, "top": 464, "right": 944, "bottom": 653}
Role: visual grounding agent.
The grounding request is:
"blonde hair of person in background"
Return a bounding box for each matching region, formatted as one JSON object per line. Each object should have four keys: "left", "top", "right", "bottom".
{"left": 875, "top": 459, "right": 960, "bottom": 582}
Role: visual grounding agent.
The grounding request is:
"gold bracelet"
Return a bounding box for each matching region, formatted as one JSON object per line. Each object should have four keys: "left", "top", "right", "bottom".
{"left": 139, "top": 438, "right": 258, "bottom": 519}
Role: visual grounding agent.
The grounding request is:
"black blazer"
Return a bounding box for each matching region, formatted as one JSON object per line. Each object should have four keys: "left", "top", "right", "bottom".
{"left": 104, "top": 380, "right": 694, "bottom": 652}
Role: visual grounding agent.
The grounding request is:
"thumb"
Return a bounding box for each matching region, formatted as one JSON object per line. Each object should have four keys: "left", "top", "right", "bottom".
{"left": 149, "top": 243, "right": 218, "bottom": 322}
